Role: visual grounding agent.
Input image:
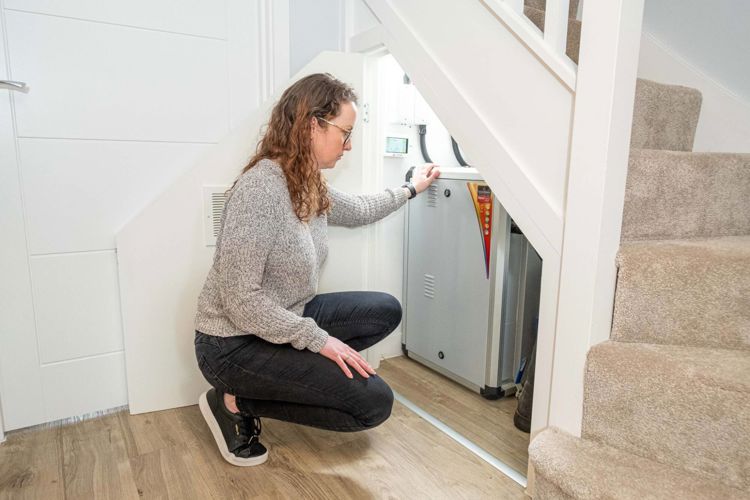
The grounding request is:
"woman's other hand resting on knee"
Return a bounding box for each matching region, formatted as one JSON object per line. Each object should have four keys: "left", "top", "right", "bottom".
{"left": 319, "top": 336, "right": 377, "bottom": 379}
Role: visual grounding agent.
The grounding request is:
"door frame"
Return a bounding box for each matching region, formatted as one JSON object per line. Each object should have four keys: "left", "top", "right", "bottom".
{"left": 349, "top": 27, "right": 560, "bottom": 447}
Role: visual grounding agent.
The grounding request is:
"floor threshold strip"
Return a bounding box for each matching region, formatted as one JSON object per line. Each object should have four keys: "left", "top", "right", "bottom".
{"left": 393, "top": 390, "right": 527, "bottom": 488}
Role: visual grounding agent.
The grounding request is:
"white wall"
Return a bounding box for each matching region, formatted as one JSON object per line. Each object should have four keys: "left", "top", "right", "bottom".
{"left": 350, "top": 0, "right": 380, "bottom": 40}
{"left": 643, "top": 0, "right": 750, "bottom": 104}
{"left": 638, "top": 33, "right": 750, "bottom": 154}
{"left": 0, "top": 0, "right": 267, "bottom": 431}
{"left": 289, "top": 0, "right": 343, "bottom": 74}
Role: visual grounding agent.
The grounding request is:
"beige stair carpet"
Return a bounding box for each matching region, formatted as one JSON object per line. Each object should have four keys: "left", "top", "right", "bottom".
{"left": 582, "top": 341, "right": 750, "bottom": 491}
{"left": 613, "top": 236, "right": 750, "bottom": 350}
{"left": 622, "top": 150, "right": 750, "bottom": 241}
{"left": 630, "top": 79, "right": 703, "bottom": 151}
{"left": 524, "top": 7, "right": 750, "bottom": 496}
{"left": 524, "top": 0, "right": 580, "bottom": 20}
{"left": 529, "top": 427, "right": 750, "bottom": 500}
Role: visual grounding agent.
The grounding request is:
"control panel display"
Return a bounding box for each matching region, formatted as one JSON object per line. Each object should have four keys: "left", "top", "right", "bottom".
{"left": 385, "top": 136, "right": 409, "bottom": 155}
{"left": 467, "top": 183, "right": 493, "bottom": 278}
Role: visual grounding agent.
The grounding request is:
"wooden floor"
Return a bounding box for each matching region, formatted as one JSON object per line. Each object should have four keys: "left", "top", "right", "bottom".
{"left": 378, "top": 355, "right": 531, "bottom": 475}
{"left": 0, "top": 395, "right": 525, "bottom": 499}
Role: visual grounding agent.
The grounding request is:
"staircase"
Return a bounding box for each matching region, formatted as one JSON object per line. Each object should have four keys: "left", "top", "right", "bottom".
{"left": 527, "top": 3, "right": 750, "bottom": 499}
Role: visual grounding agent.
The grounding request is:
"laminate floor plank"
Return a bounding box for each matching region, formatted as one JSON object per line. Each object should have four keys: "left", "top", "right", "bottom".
{"left": 377, "top": 355, "right": 531, "bottom": 474}
{"left": 120, "top": 407, "right": 193, "bottom": 457}
{"left": 174, "top": 405, "right": 267, "bottom": 499}
{"left": 1, "top": 385, "right": 526, "bottom": 499}
{"left": 0, "top": 423, "right": 64, "bottom": 500}
{"left": 60, "top": 413, "right": 140, "bottom": 500}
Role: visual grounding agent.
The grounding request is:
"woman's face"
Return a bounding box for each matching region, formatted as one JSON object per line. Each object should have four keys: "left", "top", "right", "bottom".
{"left": 311, "top": 101, "right": 357, "bottom": 169}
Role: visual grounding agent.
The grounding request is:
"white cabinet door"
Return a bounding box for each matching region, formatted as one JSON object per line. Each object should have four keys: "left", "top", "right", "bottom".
{"left": 0, "top": 2, "right": 256, "bottom": 431}
{"left": 0, "top": 17, "right": 45, "bottom": 434}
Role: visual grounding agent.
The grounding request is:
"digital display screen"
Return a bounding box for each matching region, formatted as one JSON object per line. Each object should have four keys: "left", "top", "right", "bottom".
{"left": 385, "top": 136, "right": 408, "bottom": 154}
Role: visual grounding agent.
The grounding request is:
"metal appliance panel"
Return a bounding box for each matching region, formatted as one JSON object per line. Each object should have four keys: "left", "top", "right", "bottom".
{"left": 404, "top": 176, "right": 495, "bottom": 388}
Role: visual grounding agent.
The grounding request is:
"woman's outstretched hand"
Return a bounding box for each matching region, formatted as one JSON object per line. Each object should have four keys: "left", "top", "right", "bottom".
{"left": 319, "top": 336, "right": 376, "bottom": 379}
{"left": 412, "top": 163, "right": 441, "bottom": 194}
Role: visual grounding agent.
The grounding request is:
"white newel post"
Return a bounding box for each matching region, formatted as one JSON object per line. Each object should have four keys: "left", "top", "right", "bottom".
{"left": 547, "top": 0, "right": 645, "bottom": 436}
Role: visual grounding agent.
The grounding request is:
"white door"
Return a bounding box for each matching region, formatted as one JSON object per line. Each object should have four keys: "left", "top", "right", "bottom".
{"left": 116, "top": 51, "right": 371, "bottom": 415}
{"left": 0, "top": 1, "right": 260, "bottom": 431}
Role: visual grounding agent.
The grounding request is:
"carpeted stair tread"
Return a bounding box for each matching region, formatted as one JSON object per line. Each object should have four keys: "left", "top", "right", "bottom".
{"left": 622, "top": 149, "right": 750, "bottom": 241}
{"left": 631, "top": 79, "right": 703, "bottom": 151}
{"left": 613, "top": 236, "right": 750, "bottom": 350}
{"left": 529, "top": 427, "right": 750, "bottom": 500}
{"left": 524, "top": 0, "right": 580, "bottom": 20}
{"left": 524, "top": 6, "right": 582, "bottom": 64}
{"left": 582, "top": 341, "right": 750, "bottom": 491}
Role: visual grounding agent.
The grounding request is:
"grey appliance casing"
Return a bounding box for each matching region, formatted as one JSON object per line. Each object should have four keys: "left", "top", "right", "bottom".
{"left": 402, "top": 167, "right": 518, "bottom": 397}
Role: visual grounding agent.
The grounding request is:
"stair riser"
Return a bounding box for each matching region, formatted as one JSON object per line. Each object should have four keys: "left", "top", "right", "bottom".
{"left": 613, "top": 239, "right": 750, "bottom": 350}
{"left": 582, "top": 344, "right": 750, "bottom": 491}
{"left": 622, "top": 150, "right": 750, "bottom": 241}
{"left": 631, "top": 79, "right": 702, "bottom": 151}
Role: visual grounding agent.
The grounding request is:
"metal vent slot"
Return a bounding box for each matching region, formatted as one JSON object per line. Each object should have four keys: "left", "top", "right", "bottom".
{"left": 427, "top": 185, "right": 438, "bottom": 207}
{"left": 211, "top": 193, "right": 226, "bottom": 237}
{"left": 424, "top": 274, "right": 436, "bottom": 299}
{"left": 203, "top": 186, "right": 231, "bottom": 246}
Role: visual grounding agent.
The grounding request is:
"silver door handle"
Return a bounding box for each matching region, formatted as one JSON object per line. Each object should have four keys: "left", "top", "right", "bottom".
{"left": 0, "top": 80, "right": 29, "bottom": 93}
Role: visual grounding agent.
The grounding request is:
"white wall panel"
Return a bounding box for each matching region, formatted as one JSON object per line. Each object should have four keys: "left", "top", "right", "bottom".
{"left": 117, "top": 52, "right": 365, "bottom": 414}
{"left": 41, "top": 351, "right": 127, "bottom": 422}
{"left": 5, "top": 0, "right": 227, "bottom": 40}
{"left": 1, "top": 0, "right": 257, "bottom": 432}
{"left": 18, "top": 139, "right": 210, "bottom": 254}
{"left": 6, "top": 10, "right": 229, "bottom": 142}
{"left": 0, "top": 30, "right": 46, "bottom": 432}
{"left": 228, "top": 0, "right": 261, "bottom": 129}
{"left": 30, "top": 251, "right": 123, "bottom": 364}
{"left": 351, "top": 0, "right": 380, "bottom": 38}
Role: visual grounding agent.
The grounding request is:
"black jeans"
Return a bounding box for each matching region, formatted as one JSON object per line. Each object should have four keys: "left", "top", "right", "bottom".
{"left": 194, "top": 291, "right": 402, "bottom": 432}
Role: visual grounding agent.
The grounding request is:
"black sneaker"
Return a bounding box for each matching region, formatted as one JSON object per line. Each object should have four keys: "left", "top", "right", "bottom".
{"left": 199, "top": 388, "right": 268, "bottom": 466}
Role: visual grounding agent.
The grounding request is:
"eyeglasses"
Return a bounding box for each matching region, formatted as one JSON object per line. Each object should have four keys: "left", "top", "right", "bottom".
{"left": 317, "top": 117, "right": 353, "bottom": 145}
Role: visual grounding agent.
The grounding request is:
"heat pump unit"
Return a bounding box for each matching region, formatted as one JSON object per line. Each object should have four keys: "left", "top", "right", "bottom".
{"left": 402, "top": 167, "right": 539, "bottom": 398}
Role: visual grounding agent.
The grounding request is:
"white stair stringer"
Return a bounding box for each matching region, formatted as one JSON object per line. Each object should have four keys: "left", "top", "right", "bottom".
{"left": 363, "top": 0, "right": 575, "bottom": 259}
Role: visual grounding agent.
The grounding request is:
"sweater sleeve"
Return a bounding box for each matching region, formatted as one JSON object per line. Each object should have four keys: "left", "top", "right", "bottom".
{"left": 217, "top": 179, "right": 329, "bottom": 352}
{"left": 327, "top": 184, "right": 410, "bottom": 227}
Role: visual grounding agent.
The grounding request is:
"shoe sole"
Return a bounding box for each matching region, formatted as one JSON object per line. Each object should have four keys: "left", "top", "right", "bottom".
{"left": 199, "top": 391, "right": 269, "bottom": 467}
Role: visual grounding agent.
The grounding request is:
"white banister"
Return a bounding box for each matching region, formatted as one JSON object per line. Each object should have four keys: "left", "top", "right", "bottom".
{"left": 543, "top": 0, "right": 570, "bottom": 56}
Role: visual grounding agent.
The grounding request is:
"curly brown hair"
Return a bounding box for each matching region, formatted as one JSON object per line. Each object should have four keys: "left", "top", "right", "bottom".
{"left": 238, "top": 73, "right": 358, "bottom": 222}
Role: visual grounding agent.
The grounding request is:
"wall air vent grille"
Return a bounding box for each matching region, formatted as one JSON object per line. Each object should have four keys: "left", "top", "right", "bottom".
{"left": 203, "top": 186, "right": 231, "bottom": 246}
{"left": 427, "top": 185, "right": 438, "bottom": 207}
{"left": 424, "top": 274, "right": 436, "bottom": 299}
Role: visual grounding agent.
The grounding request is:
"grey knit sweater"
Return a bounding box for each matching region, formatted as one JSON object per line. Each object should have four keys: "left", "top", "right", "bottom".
{"left": 194, "top": 158, "right": 409, "bottom": 353}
